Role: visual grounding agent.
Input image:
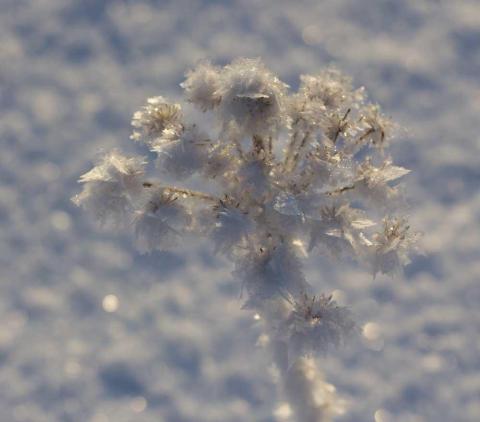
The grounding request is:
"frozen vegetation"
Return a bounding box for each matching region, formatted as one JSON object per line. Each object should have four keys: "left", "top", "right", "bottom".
{"left": 2, "top": 1, "right": 480, "bottom": 421}
{"left": 74, "top": 58, "right": 418, "bottom": 421}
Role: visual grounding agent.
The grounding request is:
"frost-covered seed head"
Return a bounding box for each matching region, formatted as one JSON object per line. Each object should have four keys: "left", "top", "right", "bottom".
{"left": 370, "top": 217, "right": 419, "bottom": 276}
{"left": 77, "top": 151, "right": 146, "bottom": 187}
{"left": 283, "top": 294, "right": 356, "bottom": 356}
{"left": 216, "top": 58, "right": 289, "bottom": 136}
{"left": 299, "top": 68, "right": 355, "bottom": 109}
{"left": 358, "top": 105, "right": 395, "bottom": 150}
{"left": 131, "top": 96, "right": 183, "bottom": 145}
{"left": 73, "top": 151, "right": 146, "bottom": 225}
{"left": 320, "top": 110, "right": 351, "bottom": 143}
{"left": 181, "top": 61, "right": 222, "bottom": 111}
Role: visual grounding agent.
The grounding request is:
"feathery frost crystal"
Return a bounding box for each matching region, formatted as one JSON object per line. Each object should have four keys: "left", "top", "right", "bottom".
{"left": 73, "top": 58, "right": 419, "bottom": 421}
{"left": 73, "top": 151, "right": 146, "bottom": 225}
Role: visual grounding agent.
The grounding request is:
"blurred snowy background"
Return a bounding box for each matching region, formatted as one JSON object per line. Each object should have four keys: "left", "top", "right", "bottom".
{"left": 1, "top": 0, "right": 480, "bottom": 421}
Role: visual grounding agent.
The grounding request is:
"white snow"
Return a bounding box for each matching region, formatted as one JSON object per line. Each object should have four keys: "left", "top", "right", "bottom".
{"left": 1, "top": 0, "right": 479, "bottom": 421}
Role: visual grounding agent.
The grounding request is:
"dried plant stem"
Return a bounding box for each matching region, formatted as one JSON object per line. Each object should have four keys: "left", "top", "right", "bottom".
{"left": 261, "top": 300, "right": 340, "bottom": 422}
{"left": 324, "top": 184, "right": 355, "bottom": 196}
{"left": 289, "top": 131, "right": 311, "bottom": 172}
{"left": 283, "top": 356, "right": 337, "bottom": 422}
{"left": 284, "top": 129, "right": 300, "bottom": 170}
{"left": 262, "top": 304, "right": 338, "bottom": 422}
{"left": 143, "top": 182, "right": 219, "bottom": 202}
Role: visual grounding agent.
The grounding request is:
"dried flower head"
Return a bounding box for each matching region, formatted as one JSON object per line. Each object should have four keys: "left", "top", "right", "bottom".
{"left": 370, "top": 217, "right": 420, "bottom": 276}
{"left": 73, "top": 151, "right": 146, "bottom": 225}
{"left": 358, "top": 104, "right": 396, "bottom": 151}
{"left": 215, "top": 57, "right": 289, "bottom": 136}
{"left": 131, "top": 96, "right": 183, "bottom": 146}
{"left": 299, "top": 68, "right": 362, "bottom": 110}
{"left": 281, "top": 293, "right": 357, "bottom": 357}
{"left": 181, "top": 61, "right": 222, "bottom": 111}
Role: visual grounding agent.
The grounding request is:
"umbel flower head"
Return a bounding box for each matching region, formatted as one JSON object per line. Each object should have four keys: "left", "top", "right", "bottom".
{"left": 73, "top": 57, "right": 420, "bottom": 421}
{"left": 74, "top": 54, "right": 418, "bottom": 323}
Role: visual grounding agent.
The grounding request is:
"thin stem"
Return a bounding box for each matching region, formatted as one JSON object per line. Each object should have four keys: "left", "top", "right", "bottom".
{"left": 143, "top": 182, "right": 219, "bottom": 202}
{"left": 284, "top": 126, "right": 300, "bottom": 169}
{"left": 332, "top": 108, "right": 351, "bottom": 144}
{"left": 289, "top": 131, "right": 310, "bottom": 172}
{"left": 324, "top": 184, "right": 355, "bottom": 196}
{"left": 261, "top": 303, "right": 339, "bottom": 422}
{"left": 284, "top": 357, "right": 339, "bottom": 422}
{"left": 356, "top": 127, "right": 374, "bottom": 144}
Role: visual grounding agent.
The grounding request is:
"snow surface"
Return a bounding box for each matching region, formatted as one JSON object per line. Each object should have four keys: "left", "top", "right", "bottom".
{"left": 1, "top": 0, "right": 479, "bottom": 421}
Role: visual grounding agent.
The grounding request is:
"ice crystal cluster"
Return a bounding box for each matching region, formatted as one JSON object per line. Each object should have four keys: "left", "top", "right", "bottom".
{"left": 73, "top": 58, "right": 419, "bottom": 421}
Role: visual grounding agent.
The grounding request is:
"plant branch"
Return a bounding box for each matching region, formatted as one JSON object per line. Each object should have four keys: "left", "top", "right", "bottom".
{"left": 143, "top": 181, "right": 219, "bottom": 202}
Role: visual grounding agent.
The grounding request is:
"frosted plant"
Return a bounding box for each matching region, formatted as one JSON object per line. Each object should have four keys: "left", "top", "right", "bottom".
{"left": 73, "top": 58, "right": 419, "bottom": 421}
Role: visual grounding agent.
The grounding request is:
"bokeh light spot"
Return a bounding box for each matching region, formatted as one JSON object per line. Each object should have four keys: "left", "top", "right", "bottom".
{"left": 102, "top": 294, "right": 119, "bottom": 313}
